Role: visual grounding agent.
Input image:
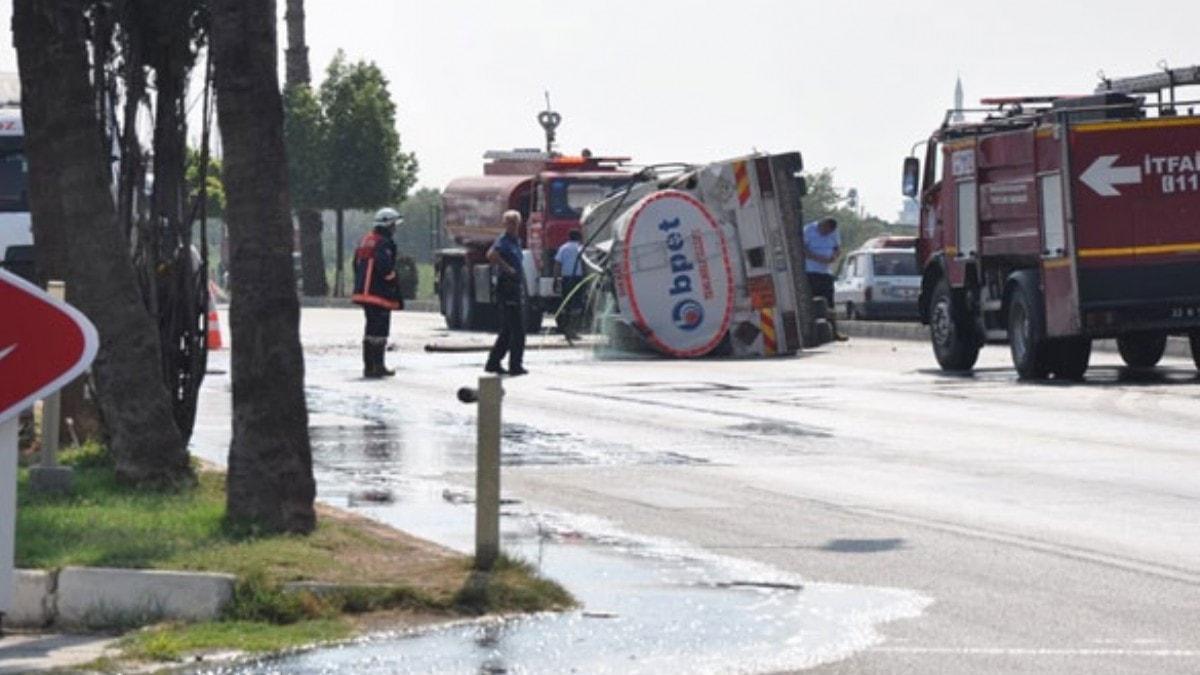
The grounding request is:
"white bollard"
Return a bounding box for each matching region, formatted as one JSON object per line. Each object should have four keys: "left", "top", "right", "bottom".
{"left": 39, "top": 280, "right": 64, "bottom": 464}
{"left": 30, "top": 280, "right": 73, "bottom": 494}
{"left": 474, "top": 375, "right": 502, "bottom": 570}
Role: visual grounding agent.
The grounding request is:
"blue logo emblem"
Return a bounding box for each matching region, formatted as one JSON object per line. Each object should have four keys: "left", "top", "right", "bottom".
{"left": 672, "top": 299, "right": 704, "bottom": 331}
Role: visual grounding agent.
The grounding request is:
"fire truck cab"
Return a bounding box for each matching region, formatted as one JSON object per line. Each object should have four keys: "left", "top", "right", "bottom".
{"left": 904, "top": 66, "right": 1200, "bottom": 378}
{"left": 435, "top": 149, "right": 634, "bottom": 331}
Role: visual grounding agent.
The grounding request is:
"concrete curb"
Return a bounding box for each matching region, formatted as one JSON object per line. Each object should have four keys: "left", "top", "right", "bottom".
{"left": 6, "top": 567, "right": 235, "bottom": 630}
{"left": 841, "top": 320, "right": 1193, "bottom": 358}
{"left": 9, "top": 570, "right": 55, "bottom": 628}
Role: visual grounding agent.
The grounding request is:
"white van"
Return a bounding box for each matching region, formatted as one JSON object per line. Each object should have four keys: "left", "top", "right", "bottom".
{"left": 834, "top": 238, "right": 920, "bottom": 320}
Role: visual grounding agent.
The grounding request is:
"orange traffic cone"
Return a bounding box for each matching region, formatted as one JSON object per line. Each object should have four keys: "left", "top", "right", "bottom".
{"left": 207, "top": 295, "right": 224, "bottom": 350}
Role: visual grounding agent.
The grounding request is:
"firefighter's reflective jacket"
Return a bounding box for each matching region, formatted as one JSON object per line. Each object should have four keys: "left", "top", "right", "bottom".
{"left": 351, "top": 227, "right": 402, "bottom": 310}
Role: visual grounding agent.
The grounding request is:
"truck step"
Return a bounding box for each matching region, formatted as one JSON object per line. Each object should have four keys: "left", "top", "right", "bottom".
{"left": 984, "top": 328, "right": 1008, "bottom": 343}
{"left": 982, "top": 299, "right": 1003, "bottom": 313}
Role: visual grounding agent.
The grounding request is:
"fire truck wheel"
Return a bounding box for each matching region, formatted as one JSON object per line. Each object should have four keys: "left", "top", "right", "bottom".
{"left": 1190, "top": 332, "right": 1200, "bottom": 370}
{"left": 1116, "top": 332, "right": 1167, "bottom": 368}
{"left": 929, "top": 277, "right": 979, "bottom": 371}
{"left": 1007, "top": 284, "right": 1051, "bottom": 380}
{"left": 440, "top": 262, "right": 462, "bottom": 329}
{"left": 1046, "top": 337, "right": 1092, "bottom": 381}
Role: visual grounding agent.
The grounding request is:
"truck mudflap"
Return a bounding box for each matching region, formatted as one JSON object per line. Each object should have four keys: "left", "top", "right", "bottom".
{"left": 1069, "top": 117, "right": 1200, "bottom": 331}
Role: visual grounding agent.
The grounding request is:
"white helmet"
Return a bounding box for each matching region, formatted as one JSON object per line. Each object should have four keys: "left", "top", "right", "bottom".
{"left": 374, "top": 207, "right": 401, "bottom": 227}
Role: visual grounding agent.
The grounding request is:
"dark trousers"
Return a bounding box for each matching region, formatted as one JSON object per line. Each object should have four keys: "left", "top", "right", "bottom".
{"left": 487, "top": 300, "right": 526, "bottom": 369}
{"left": 806, "top": 272, "right": 835, "bottom": 308}
{"left": 557, "top": 276, "right": 584, "bottom": 334}
{"left": 363, "top": 305, "right": 391, "bottom": 339}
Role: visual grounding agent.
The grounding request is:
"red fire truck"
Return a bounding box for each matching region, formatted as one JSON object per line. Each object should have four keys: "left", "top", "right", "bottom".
{"left": 903, "top": 66, "right": 1200, "bottom": 379}
{"left": 434, "top": 109, "right": 635, "bottom": 330}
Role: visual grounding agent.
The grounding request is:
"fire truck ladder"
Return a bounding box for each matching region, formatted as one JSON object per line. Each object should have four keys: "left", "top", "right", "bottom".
{"left": 1097, "top": 64, "right": 1200, "bottom": 114}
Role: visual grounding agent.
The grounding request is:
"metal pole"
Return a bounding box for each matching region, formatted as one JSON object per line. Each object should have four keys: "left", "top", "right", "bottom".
{"left": 0, "top": 417, "right": 19, "bottom": 629}
{"left": 475, "top": 375, "right": 502, "bottom": 570}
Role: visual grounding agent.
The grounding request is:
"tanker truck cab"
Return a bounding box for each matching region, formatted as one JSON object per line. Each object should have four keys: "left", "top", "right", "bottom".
{"left": 904, "top": 66, "right": 1200, "bottom": 378}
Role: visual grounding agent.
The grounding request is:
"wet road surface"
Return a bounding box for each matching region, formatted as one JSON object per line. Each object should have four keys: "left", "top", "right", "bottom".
{"left": 193, "top": 309, "right": 1200, "bottom": 674}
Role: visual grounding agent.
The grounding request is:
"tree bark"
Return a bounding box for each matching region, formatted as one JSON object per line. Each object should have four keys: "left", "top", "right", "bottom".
{"left": 211, "top": 0, "right": 316, "bottom": 533}
{"left": 13, "top": 0, "right": 191, "bottom": 486}
{"left": 298, "top": 209, "right": 327, "bottom": 295}
{"left": 284, "top": 0, "right": 326, "bottom": 297}
{"left": 283, "top": 0, "right": 310, "bottom": 86}
{"left": 334, "top": 208, "right": 345, "bottom": 297}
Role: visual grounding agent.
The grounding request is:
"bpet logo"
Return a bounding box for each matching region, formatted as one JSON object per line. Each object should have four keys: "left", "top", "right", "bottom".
{"left": 658, "top": 216, "right": 708, "bottom": 332}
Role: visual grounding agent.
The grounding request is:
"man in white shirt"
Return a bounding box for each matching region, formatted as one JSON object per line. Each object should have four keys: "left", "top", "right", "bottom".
{"left": 554, "top": 230, "right": 585, "bottom": 341}
{"left": 803, "top": 217, "right": 847, "bottom": 341}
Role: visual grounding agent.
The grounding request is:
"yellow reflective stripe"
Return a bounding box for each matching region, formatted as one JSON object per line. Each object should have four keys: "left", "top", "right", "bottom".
{"left": 1078, "top": 242, "right": 1200, "bottom": 258}
{"left": 1073, "top": 117, "right": 1200, "bottom": 133}
{"left": 1042, "top": 257, "right": 1072, "bottom": 269}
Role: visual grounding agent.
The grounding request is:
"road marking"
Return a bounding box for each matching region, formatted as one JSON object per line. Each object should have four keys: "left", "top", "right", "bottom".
{"left": 1080, "top": 154, "right": 1142, "bottom": 196}
{"left": 873, "top": 646, "right": 1200, "bottom": 657}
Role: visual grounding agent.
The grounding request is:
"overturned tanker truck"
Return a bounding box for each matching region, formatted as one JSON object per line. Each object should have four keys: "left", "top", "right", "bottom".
{"left": 580, "top": 152, "right": 826, "bottom": 357}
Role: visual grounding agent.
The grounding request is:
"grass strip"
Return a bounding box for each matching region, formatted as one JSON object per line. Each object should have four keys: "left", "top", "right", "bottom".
{"left": 17, "top": 443, "right": 574, "bottom": 664}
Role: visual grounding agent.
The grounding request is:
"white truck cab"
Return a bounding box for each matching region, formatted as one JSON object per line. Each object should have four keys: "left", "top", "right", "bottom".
{"left": 0, "top": 74, "right": 31, "bottom": 281}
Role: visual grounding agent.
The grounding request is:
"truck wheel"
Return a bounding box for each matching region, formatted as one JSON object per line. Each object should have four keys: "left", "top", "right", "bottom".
{"left": 1190, "top": 331, "right": 1200, "bottom": 371}
{"left": 457, "top": 264, "right": 477, "bottom": 330}
{"left": 929, "top": 277, "right": 979, "bottom": 371}
{"left": 1116, "top": 332, "right": 1167, "bottom": 368}
{"left": 1047, "top": 337, "right": 1092, "bottom": 381}
{"left": 1007, "top": 283, "right": 1050, "bottom": 380}
{"left": 440, "top": 262, "right": 462, "bottom": 329}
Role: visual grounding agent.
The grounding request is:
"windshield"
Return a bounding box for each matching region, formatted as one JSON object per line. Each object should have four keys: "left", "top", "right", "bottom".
{"left": 548, "top": 179, "right": 631, "bottom": 219}
{"left": 872, "top": 251, "right": 918, "bottom": 277}
{"left": 0, "top": 147, "right": 28, "bottom": 213}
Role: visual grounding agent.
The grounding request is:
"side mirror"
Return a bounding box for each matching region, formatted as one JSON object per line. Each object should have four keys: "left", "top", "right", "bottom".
{"left": 902, "top": 157, "right": 920, "bottom": 198}
{"left": 795, "top": 175, "right": 808, "bottom": 197}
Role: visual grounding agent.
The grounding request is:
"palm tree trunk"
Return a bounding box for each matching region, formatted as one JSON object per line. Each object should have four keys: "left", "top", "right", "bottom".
{"left": 211, "top": 0, "right": 316, "bottom": 533}
{"left": 13, "top": 0, "right": 191, "bottom": 487}
{"left": 284, "top": 0, "right": 326, "bottom": 297}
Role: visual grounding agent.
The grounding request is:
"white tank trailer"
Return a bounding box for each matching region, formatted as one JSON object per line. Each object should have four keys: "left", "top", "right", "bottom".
{"left": 585, "top": 152, "right": 814, "bottom": 358}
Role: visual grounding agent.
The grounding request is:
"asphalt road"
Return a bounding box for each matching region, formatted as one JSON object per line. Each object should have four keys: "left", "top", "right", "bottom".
{"left": 214, "top": 309, "right": 1200, "bottom": 674}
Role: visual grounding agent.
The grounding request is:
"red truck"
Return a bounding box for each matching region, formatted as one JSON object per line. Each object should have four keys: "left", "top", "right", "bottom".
{"left": 903, "top": 66, "right": 1200, "bottom": 378}
{"left": 434, "top": 148, "right": 634, "bottom": 330}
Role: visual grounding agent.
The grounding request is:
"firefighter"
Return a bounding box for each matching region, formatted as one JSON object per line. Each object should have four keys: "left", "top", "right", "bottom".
{"left": 484, "top": 210, "right": 528, "bottom": 376}
{"left": 351, "top": 208, "right": 404, "bottom": 378}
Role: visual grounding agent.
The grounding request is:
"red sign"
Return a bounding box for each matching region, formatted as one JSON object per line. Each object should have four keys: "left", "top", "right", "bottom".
{"left": 0, "top": 269, "right": 98, "bottom": 425}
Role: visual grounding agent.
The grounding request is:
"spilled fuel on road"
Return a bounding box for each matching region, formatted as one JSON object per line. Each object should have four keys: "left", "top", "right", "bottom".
{"left": 189, "top": 349, "right": 929, "bottom": 674}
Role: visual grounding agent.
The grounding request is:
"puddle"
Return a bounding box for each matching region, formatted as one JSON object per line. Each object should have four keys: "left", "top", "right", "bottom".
{"left": 190, "top": 349, "right": 929, "bottom": 674}
{"left": 207, "top": 499, "right": 929, "bottom": 675}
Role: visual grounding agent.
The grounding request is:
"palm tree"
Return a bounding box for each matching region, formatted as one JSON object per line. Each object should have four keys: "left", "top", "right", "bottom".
{"left": 210, "top": 0, "right": 317, "bottom": 533}
{"left": 285, "top": 0, "right": 328, "bottom": 297}
{"left": 13, "top": 0, "right": 192, "bottom": 487}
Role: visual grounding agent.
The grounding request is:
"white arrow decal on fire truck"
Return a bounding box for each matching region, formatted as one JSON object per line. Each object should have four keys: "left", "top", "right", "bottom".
{"left": 1080, "top": 155, "right": 1142, "bottom": 197}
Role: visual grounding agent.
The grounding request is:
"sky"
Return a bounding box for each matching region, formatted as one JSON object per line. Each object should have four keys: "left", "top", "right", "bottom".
{"left": 1, "top": 0, "right": 1198, "bottom": 220}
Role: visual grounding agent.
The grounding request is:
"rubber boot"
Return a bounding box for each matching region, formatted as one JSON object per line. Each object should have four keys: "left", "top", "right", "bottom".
{"left": 371, "top": 339, "right": 395, "bottom": 377}
{"left": 362, "top": 340, "right": 375, "bottom": 378}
